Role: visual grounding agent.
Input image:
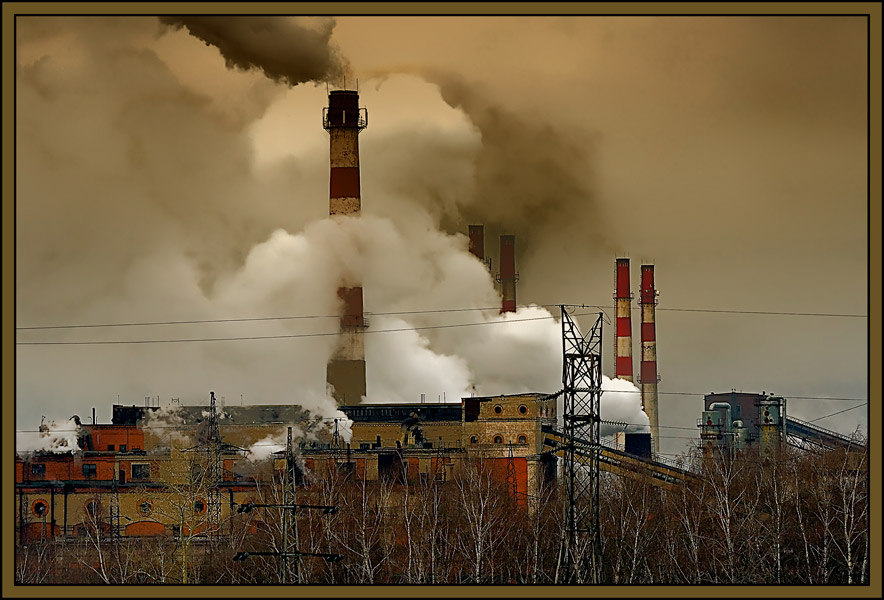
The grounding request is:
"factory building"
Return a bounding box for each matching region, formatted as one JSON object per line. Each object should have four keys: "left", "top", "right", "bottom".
{"left": 15, "top": 393, "right": 560, "bottom": 544}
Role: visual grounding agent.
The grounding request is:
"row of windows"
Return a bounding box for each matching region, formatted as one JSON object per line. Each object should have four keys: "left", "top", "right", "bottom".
{"left": 469, "top": 434, "right": 529, "bottom": 445}
{"left": 492, "top": 404, "right": 529, "bottom": 416}
{"left": 31, "top": 462, "right": 151, "bottom": 479}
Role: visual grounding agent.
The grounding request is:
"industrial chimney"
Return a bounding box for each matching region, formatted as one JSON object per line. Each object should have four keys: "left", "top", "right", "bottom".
{"left": 639, "top": 264, "right": 660, "bottom": 454}
{"left": 324, "top": 89, "right": 368, "bottom": 405}
{"left": 613, "top": 258, "right": 634, "bottom": 383}
{"left": 497, "top": 234, "right": 518, "bottom": 313}
{"left": 469, "top": 225, "right": 492, "bottom": 272}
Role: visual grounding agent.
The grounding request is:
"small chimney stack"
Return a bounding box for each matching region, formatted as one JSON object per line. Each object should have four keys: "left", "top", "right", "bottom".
{"left": 639, "top": 264, "right": 660, "bottom": 455}
{"left": 613, "top": 258, "right": 634, "bottom": 383}
{"left": 497, "top": 234, "right": 518, "bottom": 313}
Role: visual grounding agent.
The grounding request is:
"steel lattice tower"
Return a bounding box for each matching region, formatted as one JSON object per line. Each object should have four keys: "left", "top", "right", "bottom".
{"left": 560, "top": 307, "right": 603, "bottom": 584}
{"left": 206, "top": 391, "right": 222, "bottom": 536}
{"left": 506, "top": 442, "right": 517, "bottom": 499}
{"left": 110, "top": 479, "right": 121, "bottom": 540}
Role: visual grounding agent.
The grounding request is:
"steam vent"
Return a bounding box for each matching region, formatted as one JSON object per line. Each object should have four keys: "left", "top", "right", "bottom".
{"left": 324, "top": 90, "right": 368, "bottom": 404}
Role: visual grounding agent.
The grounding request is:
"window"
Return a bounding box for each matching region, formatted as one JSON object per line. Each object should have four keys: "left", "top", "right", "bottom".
{"left": 85, "top": 500, "right": 100, "bottom": 518}
{"left": 82, "top": 464, "right": 97, "bottom": 477}
{"left": 32, "top": 500, "right": 48, "bottom": 516}
{"left": 359, "top": 442, "right": 371, "bottom": 450}
{"left": 518, "top": 405, "right": 528, "bottom": 415}
{"left": 518, "top": 435, "right": 528, "bottom": 444}
{"left": 107, "top": 444, "right": 115, "bottom": 452}
{"left": 493, "top": 435, "right": 503, "bottom": 444}
{"left": 139, "top": 500, "right": 153, "bottom": 516}
{"left": 131, "top": 463, "right": 151, "bottom": 480}
{"left": 470, "top": 435, "right": 478, "bottom": 444}
{"left": 31, "top": 464, "right": 46, "bottom": 475}
{"left": 194, "top": 500, "right": 206, "bottom": 515}
{"left": 119, "top": 445, "right": 127, "bottom": 452}
{"left": 493, "top": 405, "right": 502, "bottom": 415}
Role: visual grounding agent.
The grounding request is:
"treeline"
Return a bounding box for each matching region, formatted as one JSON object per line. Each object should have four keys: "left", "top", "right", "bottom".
{"left": 15, "top": 442, "right": 868, "bottom": 585}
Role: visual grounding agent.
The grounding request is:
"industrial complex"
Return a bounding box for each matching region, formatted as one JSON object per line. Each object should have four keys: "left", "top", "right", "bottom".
{"left": 14, "top": 89, "right": 868, "bottom": 584}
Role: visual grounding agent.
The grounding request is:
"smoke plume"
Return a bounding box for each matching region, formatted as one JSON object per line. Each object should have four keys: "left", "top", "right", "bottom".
{"left": 16, "top": 418, "right": 82, "bottom": 454}
{"left": 159, "top": 16, "right": 349, "bottom": 86}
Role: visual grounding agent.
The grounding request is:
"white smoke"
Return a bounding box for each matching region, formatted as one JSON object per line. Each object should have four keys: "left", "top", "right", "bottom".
{"left": 16, "top": 418, "right": 81, "bottom": 454}
{"left": 599, "top": 377, "right": 650, "bottom": 436}
{"left": 555, "top": 376, "right": 650, "bottom": 438}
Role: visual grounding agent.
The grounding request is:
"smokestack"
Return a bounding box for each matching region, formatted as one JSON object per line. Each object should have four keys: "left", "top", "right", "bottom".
{"left": 497, "top": 234, "right": 518, "bottom": 313}
{"left": 613, "top": 258, "right": 634, "bottom": 383}
{"left": 639, "top": 265, "right": 659, "bottom": 455}
{"left": 324, "top": 89, "right": 368, "bottom": 405}
{"left": 469, "top": 225, "right": 492, "bottom": 272}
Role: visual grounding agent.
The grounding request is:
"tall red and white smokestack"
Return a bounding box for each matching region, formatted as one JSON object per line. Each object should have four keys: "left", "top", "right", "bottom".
{"left": 639, "top": 264, "right": 660, "bottom": 454}
{"left": 613, "top": 258, "right": 634, "bottom": 383}
{"left": 497, "top": 234, "right": 518, "bottom": 313}
{"left": 324, "top": 90, "right": 368, "bottom": 405}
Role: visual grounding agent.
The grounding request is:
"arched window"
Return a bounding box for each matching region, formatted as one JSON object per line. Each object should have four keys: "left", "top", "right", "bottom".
{"left": 493, "top": 435, "right": 503, "bottom": 444}
{"left": 470, "top": 435, "right": 478, "bottom": 444}
{"left": 518, "top": 435, "right": 527, "bottom": 444}
{"left": 84, "top": 500, "right": 100, "bottom": 518}
{"left": 493, "top": 405, "right": 503, "bottom": 415}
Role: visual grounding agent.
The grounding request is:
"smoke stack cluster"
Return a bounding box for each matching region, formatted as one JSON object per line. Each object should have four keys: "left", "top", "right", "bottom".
{"left": 497, "top": 234, "right": 518, "bottom": 313}
{"left": 325, "top": 89, "right": 368, "bottom": 405}
{"left": 613, "top": 258, "right": 634, "bottom": 383}
{"left": 638, "top": 264, "right": 660, "bottom": 454}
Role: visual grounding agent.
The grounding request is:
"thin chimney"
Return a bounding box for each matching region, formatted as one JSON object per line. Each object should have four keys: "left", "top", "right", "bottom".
{"left": 497, "top": 234, "right": 518, "bottom": 313}
{"left": 613, "top": 258, "right": 634, "bottom": 383}
{"left": 639, "top": 264, "right": 660, "bottom": 455}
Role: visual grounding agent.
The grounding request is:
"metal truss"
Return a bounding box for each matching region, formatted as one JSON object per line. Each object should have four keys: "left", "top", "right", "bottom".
{"left": 560, "top": 307, "right": 603, "bottom": 584}
{"left": 205, "top": 392, "right": 223, "bottom": 536}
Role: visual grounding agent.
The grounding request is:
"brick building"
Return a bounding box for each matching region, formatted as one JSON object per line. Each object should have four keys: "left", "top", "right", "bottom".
{"left": 15, "top": 393, "right": 558, "bottom": 545}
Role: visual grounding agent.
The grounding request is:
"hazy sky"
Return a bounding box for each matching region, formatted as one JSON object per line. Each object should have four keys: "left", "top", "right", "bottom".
{"left": 14, "top": 14, "right": 870, "bottom": 457}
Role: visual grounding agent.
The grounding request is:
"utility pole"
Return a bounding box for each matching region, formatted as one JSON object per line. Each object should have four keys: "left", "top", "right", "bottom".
{"left": 233, "top": 426, "right": 342, "bottom": 583}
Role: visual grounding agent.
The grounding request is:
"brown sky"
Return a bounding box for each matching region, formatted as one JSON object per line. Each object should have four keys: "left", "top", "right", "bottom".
{"left": 13, "top": 14, "right": 871, "bottom": 456}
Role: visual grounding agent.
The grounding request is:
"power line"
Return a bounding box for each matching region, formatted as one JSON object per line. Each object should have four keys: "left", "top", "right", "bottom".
{"left": 15, "top": 312, "right": 597, "bottom": 346}
{"left": 807, "top": 402, "right": 868, "bottom": 423}
{"left": 15, "top": 303, "right": 867, "bottom": 331}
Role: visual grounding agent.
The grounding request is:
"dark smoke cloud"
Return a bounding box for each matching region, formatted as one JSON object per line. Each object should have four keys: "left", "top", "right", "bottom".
{"left": 422, "top": 68, "right": 611, "bottom": 258}
{"left": 159, "top": 16, "right": 349, "bottom": 86}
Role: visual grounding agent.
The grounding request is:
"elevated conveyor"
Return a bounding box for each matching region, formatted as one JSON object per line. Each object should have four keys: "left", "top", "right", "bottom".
{"left": 542, "top": 426, "right": 696, "bottom": 487}
{"left": 785, "top": 416, "right": 866, "bottom": 452}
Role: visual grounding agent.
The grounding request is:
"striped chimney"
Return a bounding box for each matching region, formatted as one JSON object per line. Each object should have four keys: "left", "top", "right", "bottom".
{"left": 497, "top": 234, "right": 518, "bottom": 313}
{"left": 324, "top": 90, "right": 368, "bottom": 405}
{"left": 613, "top": 258, "right": 634, "bottom": 382}
{"left": 639, "top": 264, "right": 660, "bottom": 454}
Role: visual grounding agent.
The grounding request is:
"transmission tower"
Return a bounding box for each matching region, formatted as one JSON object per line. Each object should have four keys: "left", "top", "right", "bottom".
{"left": 206, "top": 391, "right": 223, "bottom": 537}
{"left": 559, "top": 308, "right": 603, "bottom": 584}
